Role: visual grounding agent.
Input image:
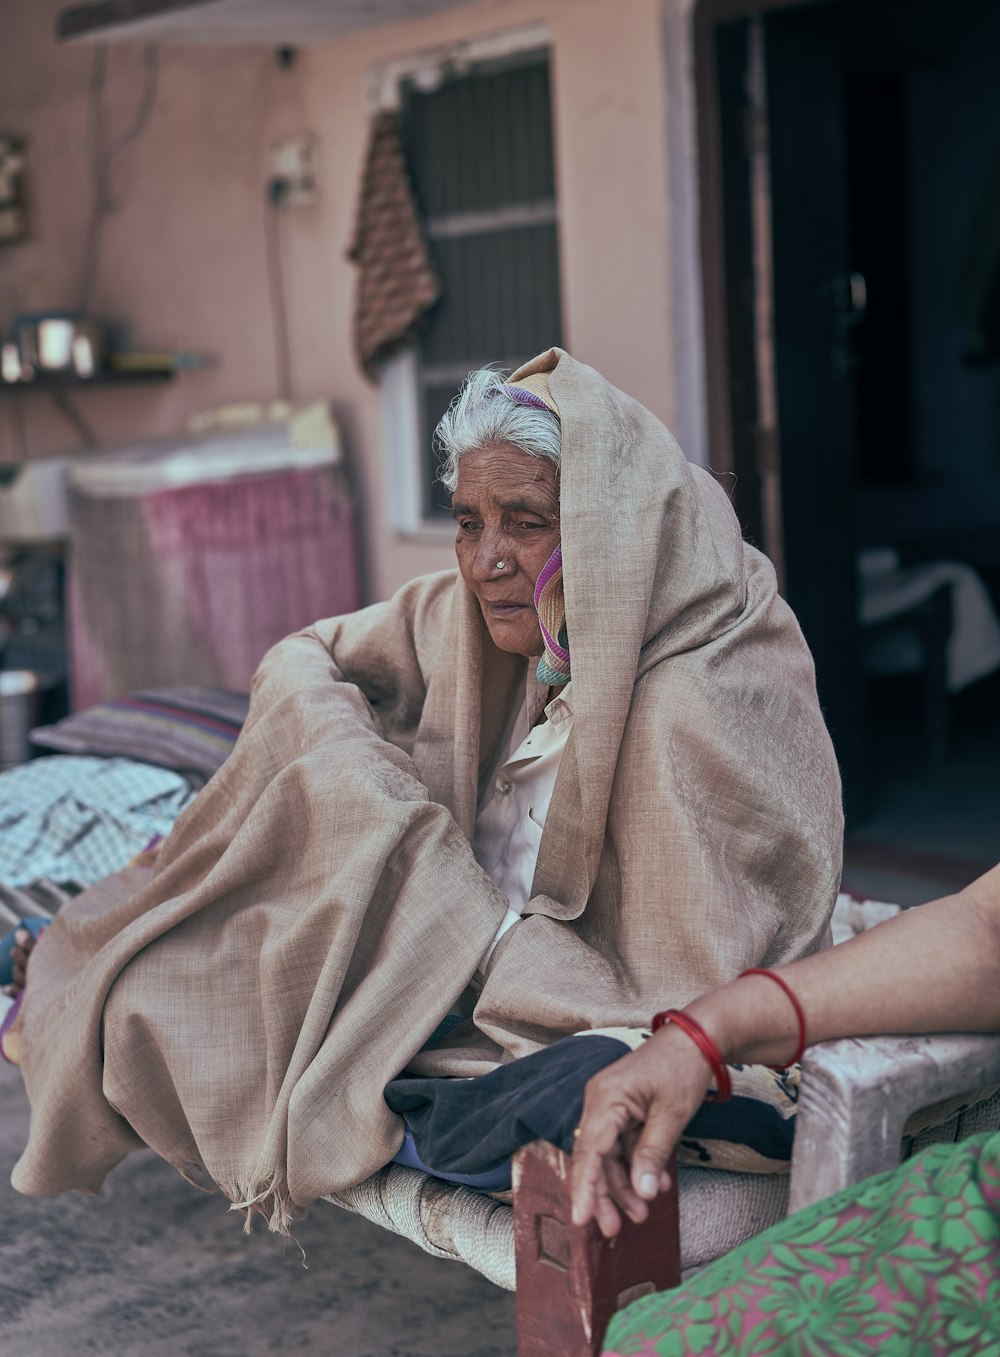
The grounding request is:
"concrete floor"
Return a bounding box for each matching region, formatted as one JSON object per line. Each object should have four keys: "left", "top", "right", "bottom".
{"left": 0, "top": 1061, "right": 517, "bottom": 1357}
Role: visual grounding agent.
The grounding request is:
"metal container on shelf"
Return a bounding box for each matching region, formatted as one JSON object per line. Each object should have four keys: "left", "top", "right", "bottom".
{"left": 15, "top": 313, "right": 106, "bottom": 379}
{"left": 0, "top": 669, "right": 39, "bottom": 769}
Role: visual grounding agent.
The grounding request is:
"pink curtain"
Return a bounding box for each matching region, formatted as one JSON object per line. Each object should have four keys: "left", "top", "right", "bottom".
{"left": 69, "top": 468, "right": 360, "bottom": 710}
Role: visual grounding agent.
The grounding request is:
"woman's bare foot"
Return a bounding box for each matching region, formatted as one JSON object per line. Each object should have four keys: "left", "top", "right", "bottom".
{"left": 0, "top": 926, "right": 37, "bottom": 1064}
{"left": 8, "top": 926, "right": 37, "bottom": 996}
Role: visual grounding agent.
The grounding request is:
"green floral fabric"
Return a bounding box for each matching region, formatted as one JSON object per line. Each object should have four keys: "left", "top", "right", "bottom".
{"left": 603, "top": 1131, "right": 1000, "bottom": 1357}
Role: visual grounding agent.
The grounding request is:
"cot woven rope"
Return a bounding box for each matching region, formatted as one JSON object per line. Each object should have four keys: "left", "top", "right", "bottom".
{"left": 325, "top": 1162, "right": 798, "bottom": 1291}
{"left": 325, "top": 1164, "right": 516, "bottom": 1290}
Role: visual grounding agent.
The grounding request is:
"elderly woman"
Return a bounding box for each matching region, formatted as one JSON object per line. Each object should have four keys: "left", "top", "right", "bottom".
{"left": 7, "top": 349, "right": 841, "bottom": 1231}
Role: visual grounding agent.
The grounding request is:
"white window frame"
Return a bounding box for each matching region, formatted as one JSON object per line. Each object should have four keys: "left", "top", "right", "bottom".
{"left": 370, "top": 22, "right": 553, "bottom": 538}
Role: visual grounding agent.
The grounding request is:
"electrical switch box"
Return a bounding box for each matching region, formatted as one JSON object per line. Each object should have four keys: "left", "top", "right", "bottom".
{"left": 269, "top": 133, "right": 319, "bottom": 207}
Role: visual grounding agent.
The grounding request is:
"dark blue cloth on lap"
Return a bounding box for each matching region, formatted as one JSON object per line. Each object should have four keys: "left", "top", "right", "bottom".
{"left": 384, "top": 1034, "right": 797, "bottom": 1184}
{"left": 386, "top": 1035, "right": 628, "bottom": 1177}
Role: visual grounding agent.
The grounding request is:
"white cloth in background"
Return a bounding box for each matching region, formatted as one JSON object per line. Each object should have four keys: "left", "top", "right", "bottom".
{"left": 829, "top": 891, "right": 901, "bottom": 947}
{"left": 474, "top": 682, "right": 573, "bottom": 971}
{"left": 859, "top": 549, "right": 1000, "bottom": 691}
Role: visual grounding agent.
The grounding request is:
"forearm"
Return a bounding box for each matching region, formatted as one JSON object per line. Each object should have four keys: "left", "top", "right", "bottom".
{"left": 571, "top": 865, "right": 1000, "bottom": 1235}
{"left": 688, "top": 865, "right": 1000, "bottom": 1067}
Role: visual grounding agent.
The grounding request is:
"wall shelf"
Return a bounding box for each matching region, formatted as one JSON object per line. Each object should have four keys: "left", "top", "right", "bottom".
{"left": 0, "top": 369, "right": 175, "bottom": 395}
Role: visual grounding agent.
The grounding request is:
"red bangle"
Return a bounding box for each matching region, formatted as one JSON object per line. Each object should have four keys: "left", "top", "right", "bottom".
{"left": 651, "top": 1008, "right": 732, "bottom": 1103}
{"left": 737, "top": 968, "right": 807, "bottom": 1068}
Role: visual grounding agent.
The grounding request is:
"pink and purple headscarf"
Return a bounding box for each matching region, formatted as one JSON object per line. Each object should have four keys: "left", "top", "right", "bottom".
{"left": 533, "top": 544, "right": 570, "bottom": 685}
{"left": 497, "top": 382, "right": 552, "bottom": 412}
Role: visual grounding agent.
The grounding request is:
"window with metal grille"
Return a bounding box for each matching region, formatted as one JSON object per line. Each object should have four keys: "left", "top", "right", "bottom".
{"left": 402, "top": 51, "right": 563, "bottom": 520}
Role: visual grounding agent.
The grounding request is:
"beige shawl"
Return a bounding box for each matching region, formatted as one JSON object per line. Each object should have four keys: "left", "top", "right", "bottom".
{"left": 12, "top": 349, "right": 843, "bottom": 1229}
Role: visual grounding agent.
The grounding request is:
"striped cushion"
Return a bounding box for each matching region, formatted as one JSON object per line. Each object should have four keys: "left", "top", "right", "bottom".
{"left": 30, "top": 687, "right": 249, "bottom": 787}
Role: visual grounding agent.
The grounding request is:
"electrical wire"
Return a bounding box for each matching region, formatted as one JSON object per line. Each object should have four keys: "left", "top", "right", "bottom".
{"left": 263, "top": 181, "right": 293, "bottom": 400}
{"left": 50, "top": 390, "right": 98, "bottom": 450}
{"left": 77, "top": 44, "right": 161, "bottom": 314}
{"left": 8, "top": 398, "right": 28, "bottom": 462}
{"left": 77, "top": 46, "right": 111, "bottom": 314}
{"left": 108, "top": 44, "right": 160, "bottom": 159}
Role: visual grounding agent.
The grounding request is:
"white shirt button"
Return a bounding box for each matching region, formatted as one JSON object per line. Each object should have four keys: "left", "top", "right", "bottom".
{"left": 496, "top": 777, "right": 512, "bottom": 795}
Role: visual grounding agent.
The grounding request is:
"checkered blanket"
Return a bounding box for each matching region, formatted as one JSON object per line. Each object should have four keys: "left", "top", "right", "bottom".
{"left": 0, "top": 756, "right": 193, "bottom": 889}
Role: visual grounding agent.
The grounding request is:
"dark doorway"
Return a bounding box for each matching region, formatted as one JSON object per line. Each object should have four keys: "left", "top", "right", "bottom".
{"left": 699, "top": 0, "right": 1000, "bottom": 896}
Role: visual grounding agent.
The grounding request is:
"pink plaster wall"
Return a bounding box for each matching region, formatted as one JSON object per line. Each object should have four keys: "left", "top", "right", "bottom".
{"left": 296, "top": 0, "right": 676, "bottom": 596}
{"left": 0, "top": 0, "right": 676, "bottom": 602}
{"left": 0, "top": 6, "right": 320, "bottom": 440}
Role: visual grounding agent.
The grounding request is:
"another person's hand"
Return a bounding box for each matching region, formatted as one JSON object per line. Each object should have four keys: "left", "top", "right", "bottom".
{"left": 571, "top": 863, "right": 1000, "bottom": 1239}
{"left": 570, "top": 1024, "right": 715, "bottom": 1237}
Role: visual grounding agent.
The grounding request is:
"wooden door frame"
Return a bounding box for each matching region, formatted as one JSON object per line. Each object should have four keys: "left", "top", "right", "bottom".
{"left": 693, "top": 0, "right": 870, "bottom": 813}
{"left": 693, "top": 0, "right": 827, "bottom": 492}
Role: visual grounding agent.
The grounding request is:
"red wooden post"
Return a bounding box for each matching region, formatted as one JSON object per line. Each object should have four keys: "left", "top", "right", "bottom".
{"left": 513, "top": 1140, "right": 681, "bottom": 1357}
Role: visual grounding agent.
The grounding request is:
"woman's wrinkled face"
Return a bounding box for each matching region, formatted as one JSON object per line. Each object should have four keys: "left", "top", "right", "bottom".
{"left": 453, "top": 443, "right": 561, "bottom": 657}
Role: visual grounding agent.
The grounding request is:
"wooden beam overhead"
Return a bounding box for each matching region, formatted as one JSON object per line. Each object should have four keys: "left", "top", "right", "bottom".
{"left": 57, "top": 0, "right": 472, "bottom": 47}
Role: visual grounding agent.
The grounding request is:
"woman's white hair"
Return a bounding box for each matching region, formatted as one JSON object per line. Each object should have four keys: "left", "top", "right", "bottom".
{"left": 435, "top": 368, "right": 562, "bottom": 495}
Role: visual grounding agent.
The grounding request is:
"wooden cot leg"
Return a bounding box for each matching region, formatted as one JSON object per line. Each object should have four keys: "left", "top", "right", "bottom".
{"left": 512, "top": 1140, "right": 680, "bottom": 1357}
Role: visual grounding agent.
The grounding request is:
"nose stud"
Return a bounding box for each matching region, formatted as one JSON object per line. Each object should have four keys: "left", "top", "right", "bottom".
{"left": 495, "top": 559, "right": 507, "bottom": 571}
